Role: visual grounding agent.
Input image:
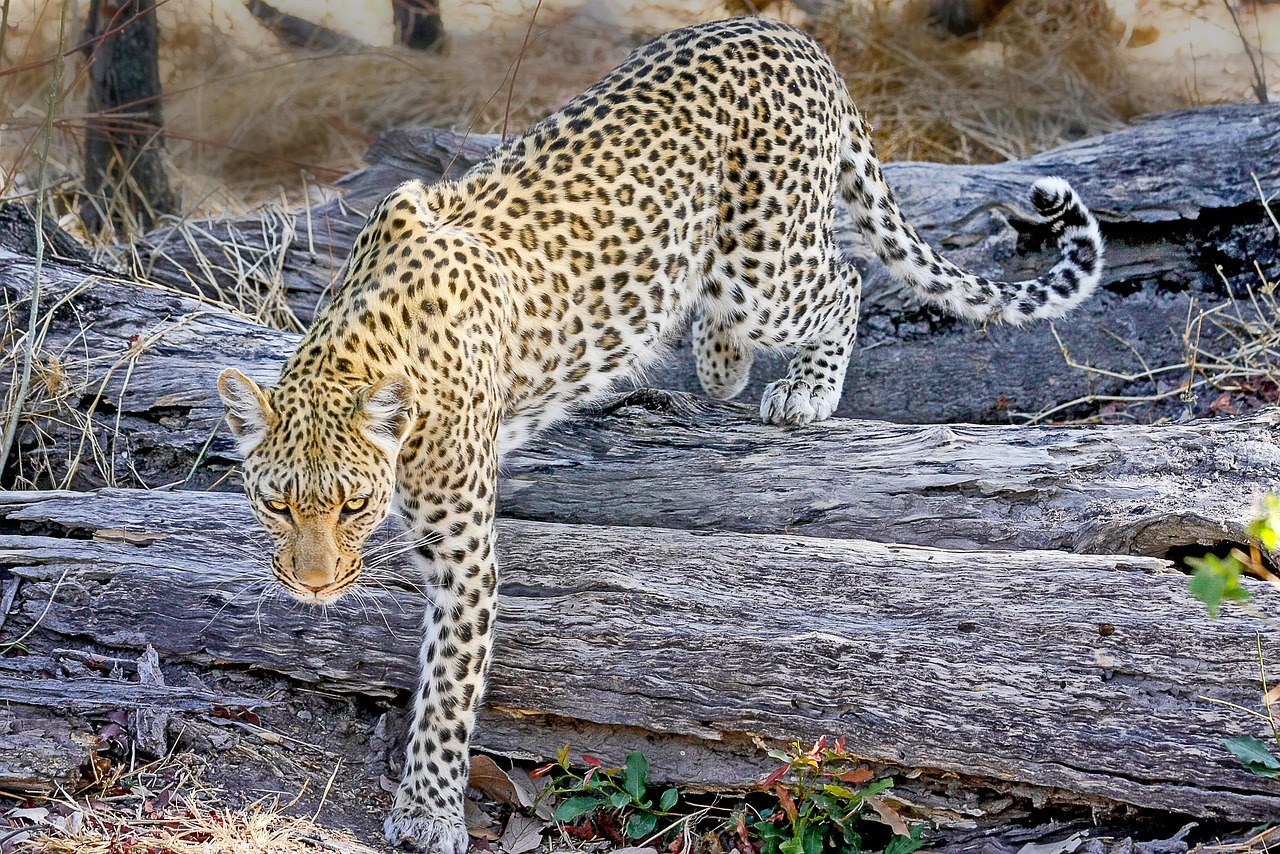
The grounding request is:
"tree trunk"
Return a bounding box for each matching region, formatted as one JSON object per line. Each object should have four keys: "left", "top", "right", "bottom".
{"left": 3, "top": 488, "right": 1279, "bottom": 823}
{"left": 81, "top": 0, "right": 177, "bottom": 235}
{"left": 500, "top": 390, "right": 1280, "bottom": 559}
{"left": 394, "top": 0, "right": 444, "bottom": 50}
{"left": 2, "top": 249, "right": 1277, "bottom": 565}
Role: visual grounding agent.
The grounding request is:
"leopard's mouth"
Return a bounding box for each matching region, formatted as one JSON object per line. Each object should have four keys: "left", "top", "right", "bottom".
{"left": 275, "top": 571, "right": 361, "bottom": 605}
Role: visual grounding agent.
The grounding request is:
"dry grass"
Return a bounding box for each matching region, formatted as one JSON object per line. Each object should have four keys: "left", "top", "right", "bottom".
{"left": 2, "top": 0, "right": 1187, "bottom": 235}
{"left": 0, "top": 271, "right": 238, "bottom": 490}
{"left": 1181, "top": 181, "right": 1280, "bottom": 417}
{"left": 3, "top": 749, "right": 377, "bottom": 854}
{"left": 814, "top": 0, "right": 1170, "bottom": 163}
{"left": 1, "top": 0, "right": 691, "bottom": 231}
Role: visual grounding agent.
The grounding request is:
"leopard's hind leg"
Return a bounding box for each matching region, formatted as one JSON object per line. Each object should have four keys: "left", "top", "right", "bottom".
{"left": 758, "top": 257, "right": 862, "bottom": 427}
{"left": 692, "top": 312, "right": 755, "bottom": 400}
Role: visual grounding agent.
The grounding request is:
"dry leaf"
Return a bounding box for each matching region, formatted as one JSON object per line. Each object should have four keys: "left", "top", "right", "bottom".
{"left": 865, "top": 796, "right": 910, "bottom": 837}
{"left": 505, "top": 766, "right": 541, "bottom": 811}
{"left": 1015, "top": 831, "right": 1087, "bottom": 854}
{"left": 499, "top": 813, "right": 546, "bottom": 854}
{"left": 470, "top": 755, "right": 524, "bottom": 807}
{"left": 465, "top": 800, "right": 499, "bottom": 839}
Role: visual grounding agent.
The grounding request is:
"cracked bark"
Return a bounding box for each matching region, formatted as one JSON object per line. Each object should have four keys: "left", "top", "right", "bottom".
{"left": 2, "top": 488, "right": 1280, "bottom": 823}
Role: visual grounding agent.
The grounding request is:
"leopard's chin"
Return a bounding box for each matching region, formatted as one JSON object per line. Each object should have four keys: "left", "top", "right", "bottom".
{"left": 278, "top": 576, "right": 359, "bottom": 606}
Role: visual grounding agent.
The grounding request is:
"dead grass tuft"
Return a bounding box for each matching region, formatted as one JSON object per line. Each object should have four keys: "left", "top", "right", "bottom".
{"left": 1, "top": 0, "right": 682, "bottom": 223}
{"left": 4, "top": 748, "right": 374, "bottom": 854}
{"left": 812, "top": 0, "right": 1173, "bottom": 163}
{"left": 1181, "top": 180, "right": 1280, "bottom": 417}
{"left": 0, "top": 273, "right": 232, "bottom": 490}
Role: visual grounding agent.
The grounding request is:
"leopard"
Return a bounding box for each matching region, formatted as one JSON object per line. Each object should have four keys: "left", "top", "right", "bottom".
{"left": 216, "top": 15, "right": 1102, "bottom": 853}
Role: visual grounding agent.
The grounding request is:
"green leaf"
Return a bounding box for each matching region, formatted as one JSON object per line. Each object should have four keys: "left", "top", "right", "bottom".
{"left": 660, "top": 787, "right": 679, "bottom": 811}
{"left": 1224, "top": 735, "right": 1280, "bottom": 778}
{"left": 799, "top": 820, "right": 825, "bottom": 854}
{"left": 1251, "top": 495, "right": 1280, "bottom": 550}
{"left": 854, "top": 778, "right": 894, "bottom": 800}
{"left": 821, "top": 783, "right": 860, "bottom": 800}
{"left": 1188, "top": 554, "right": 1251, "bottom": 618}
{"left": 883, "top": 825, "right": 926, "bottom": 854}
{"left": 626, "top": 812, "right": 659, "bottom": 840}
{"left": 780, "top": 835, "right": 805, "bottom": 854}
{"left": 552, "top": 794, "right": 606, "bottom": 823}
{"left": 624, "top": 751, "right": 649, "bottom": 800}
{"left": 755, "top": 821, "right": 786, "bottom": 841}
{"left": 808, "top": 791, "right": 844, "bottom": 818}
{"left": 611, "top": 791, "right": 633, "bottom": 809}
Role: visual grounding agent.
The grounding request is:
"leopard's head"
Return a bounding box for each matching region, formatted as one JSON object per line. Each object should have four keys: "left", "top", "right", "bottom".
{"left": 216, "top": 367, "right": 414, "bottom": 604}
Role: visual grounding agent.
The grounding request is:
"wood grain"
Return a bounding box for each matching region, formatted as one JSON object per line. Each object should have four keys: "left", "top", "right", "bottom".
{"left": 3, "top": 488, "right": 1280, "bottom": 821}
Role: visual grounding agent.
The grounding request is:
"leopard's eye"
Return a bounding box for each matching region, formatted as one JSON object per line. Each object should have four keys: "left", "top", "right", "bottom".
{"left": 265, "top": 499, "right": 290, "bottom": 515}
{"left": 342, "top": 497, "right": 369, "bottom": 515}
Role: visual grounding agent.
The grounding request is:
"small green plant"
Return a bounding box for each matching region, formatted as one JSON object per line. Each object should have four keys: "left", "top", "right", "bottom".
{"left": 1187, "top": 495, "right": 1280, "bottom": 779}
{"left": 741, "top": 736, "right": 923, "bottom": 854}
{"left": 1187, "top": 493, "right": 1280, "bottom": 617}
{"left": 532, "top": 746, "right": 680, "bottom": 842}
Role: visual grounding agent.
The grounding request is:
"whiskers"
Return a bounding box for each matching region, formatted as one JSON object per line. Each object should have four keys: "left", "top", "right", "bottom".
{"left": 197, "top": 520, "right": 438, "bottom": 641}
{"left": 361, "top": 526, "right": 442, "bottom": 596}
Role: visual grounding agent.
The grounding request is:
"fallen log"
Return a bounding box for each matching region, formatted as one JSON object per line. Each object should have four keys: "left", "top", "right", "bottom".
{"left": 0, "top": 705, "right": 100, "bottom": 795}
{"left": 2, "top": 488, "right": 1280, "bottom": 823}
{"left": 2, "top": 251, "right": 1275, "bottom": 561}
{"left": 501, "top": 394, "right": 1280, "bottom": 557}
{"left": 0, "top": 660, "right": 269, "bottom": 793}
{"left": 127, "top": 103, "right": 1280, "bottom": 422}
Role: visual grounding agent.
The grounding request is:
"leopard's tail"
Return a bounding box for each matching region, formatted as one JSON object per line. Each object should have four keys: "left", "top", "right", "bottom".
{"left": 838, "top": 121, "right": 1103, "bottom": 326}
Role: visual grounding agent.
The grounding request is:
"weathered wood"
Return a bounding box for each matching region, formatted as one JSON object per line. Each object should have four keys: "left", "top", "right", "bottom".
{"left": 394, "top": 0, "right": 444, "bottom": 50}
{"left": 244, "top": 0, "right": 359, "bottom": 50}
{"left": 0, "top": 655, "right": 270, "bottom": 793}
{"left": 0, "top": 705, "right": 100, "bottom": 794}
{"left": 126, "top": 103, "right": 1280, "bottom": 422}
{"left": 501, "top": 395, "right": 1280, "bottom": 556}
{"left": 0, "top": 676, "right": 270, "bottom": 715}
{"left": 0, "top": 248, "right": 294, "bottom": 490}
{"left": 0, "top": 202, "right": 93, "bottom": 264}
{"left": 3, "top": 488, "right": 1280, "bottom": 822}
{"left": 2, "top": 251, "right": 1276, "bottom": 562}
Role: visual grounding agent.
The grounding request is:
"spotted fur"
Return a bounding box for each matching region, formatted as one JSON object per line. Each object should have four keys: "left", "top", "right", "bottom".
{"left": 218, "top": 16, "right": 1102, "bottom": 853}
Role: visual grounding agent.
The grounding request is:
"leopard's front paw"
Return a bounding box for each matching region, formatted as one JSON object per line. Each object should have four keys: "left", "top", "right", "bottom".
{"left": 384, "top": 805, "right": 467, "bottom": 854}
{"left": 760, "top": 378, "right": 839, "bottom": 426}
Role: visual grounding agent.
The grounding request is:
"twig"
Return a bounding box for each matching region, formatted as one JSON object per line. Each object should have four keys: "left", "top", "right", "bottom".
{"left": 0, "top": 577, "right": 19, "bottom": 633}
{"left": 501, "top": 0, "right": 545, "bottom": 142}
{"left": 0, "top": 0, "right": 12, "bottom": 79}
{"left": 1223, "top": 0, "right": 1269, "bottom": 104}
{"left": 1257, "top": 633, "right": 1280, "bottom": 747}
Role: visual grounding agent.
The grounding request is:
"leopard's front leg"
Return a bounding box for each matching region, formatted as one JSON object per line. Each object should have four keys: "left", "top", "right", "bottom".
{"left": 385, "top": 466, "right": 498, "bottom": 851}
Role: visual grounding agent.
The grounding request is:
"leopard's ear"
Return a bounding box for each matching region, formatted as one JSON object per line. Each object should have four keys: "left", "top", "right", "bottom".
{"left": 357, "top": 375, "right": 414, "bottom": 456}
{"left": 217, "top": 368, "right": 275, "bottom": 455}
